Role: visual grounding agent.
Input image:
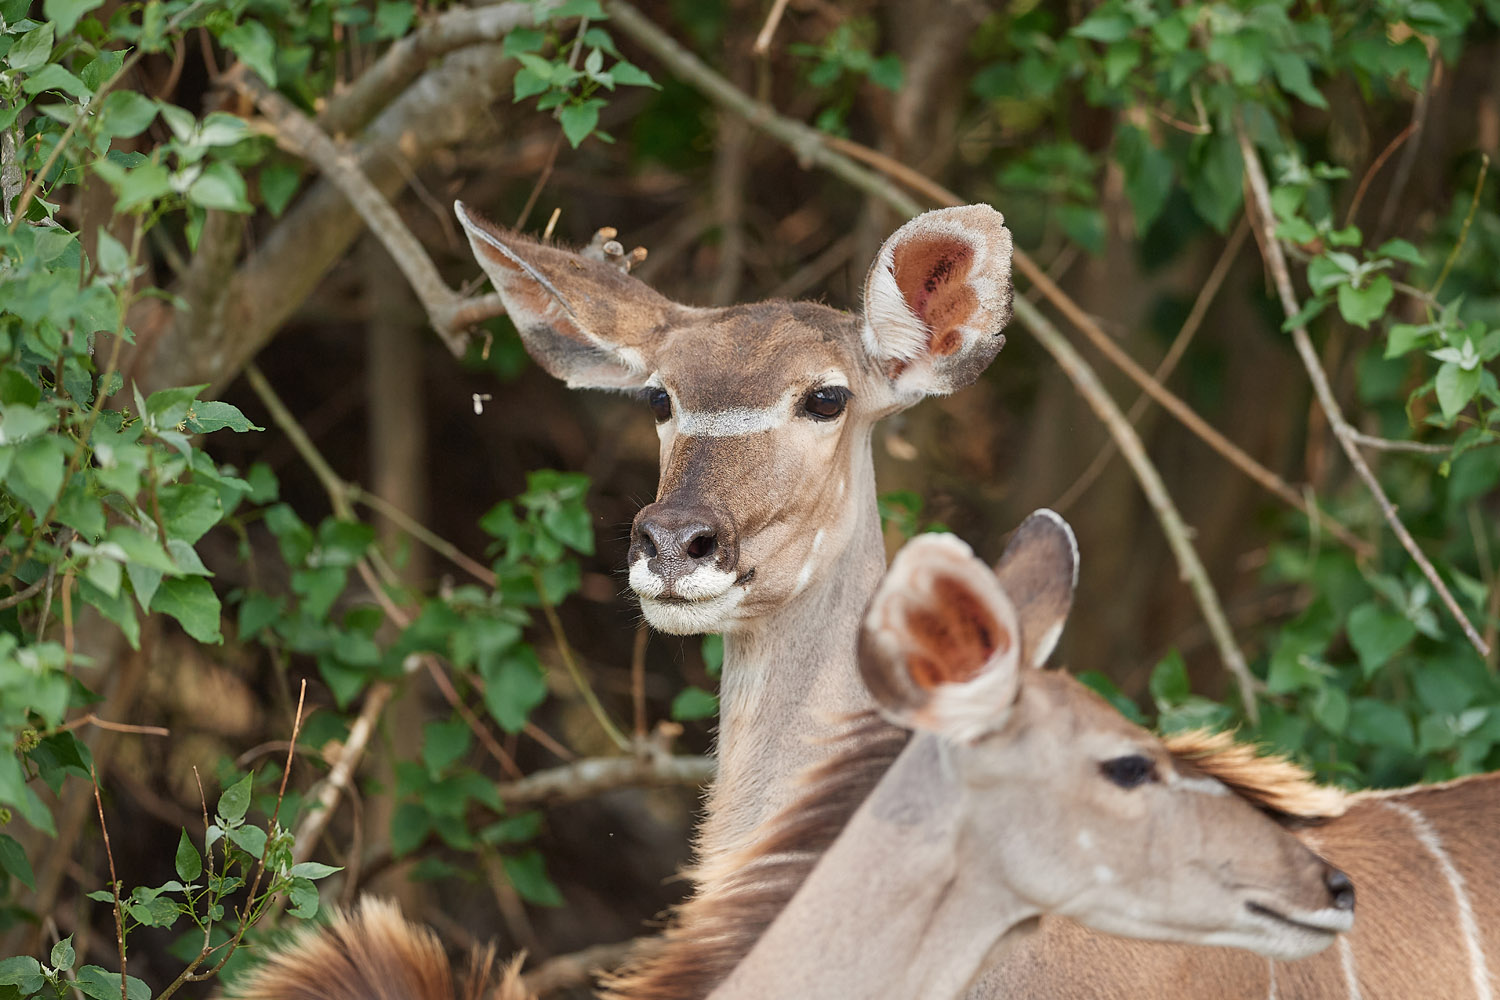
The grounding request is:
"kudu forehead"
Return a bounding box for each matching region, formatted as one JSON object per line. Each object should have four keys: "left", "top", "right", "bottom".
{"left": 656, "top": 302, "right": 867, "bottom": 410}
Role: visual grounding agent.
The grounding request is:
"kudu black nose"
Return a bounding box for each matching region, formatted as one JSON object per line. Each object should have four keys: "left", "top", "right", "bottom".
{"left": 1325, "top": 866, "right": 1355, "bottom": 911}
{"left": 630, "top": 502, "right": 739, "bottom": 589}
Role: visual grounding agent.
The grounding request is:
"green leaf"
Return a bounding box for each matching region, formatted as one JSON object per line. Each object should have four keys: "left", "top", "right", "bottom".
{"left": 375, "top": 0, "right": 415, "bottom": 38}
{"left": 175, "top": 828, "right": 202, "bottom": 881}
{"left": 1346, "top": 601, "right": 1418, "bottom": 676}
{"left": 390, "top": 802, "right": 432, "bottom": 856}
{"left": 0, "top": 957, "right": 43, "bottom": 996}
{"left": 1336, "top": 274, "right": 1394, "bottom": 329}
{"left": 238, "top": 592, "right": 285, "bottom": 638}
{"left": 1268, "top": 51, "right": 1327, "bottom": 109}
{"left": 559, "top": 101, "right": 601, "bottom": 148}
{"left": 99, "top": 91, "right": 158, "bottom": 139}
{"left": 480, "top": 646, "right": 548, "bottom": 733}
{"left": 1076, "top": 670, "right": 1147, "bottom": 724}
{"left": 1148, "top": 650, "right": 1190, "bottom": 708}
{"left": 7, "top": 435, "right": 67, "bottom": 517}
{"left": 228, "top": 823, "right": 267, "bottom": 857}
{"left": 481, "top": 812, "right": 543, "bottom": 845}
{"left": 1436, "top": 361, "right": 1481, "bottom": 422}
{"left": 258, "top": 162, "right": 301, "bottom": 218}
{"left": 287, "top": 861, "right": 342, "bottom": 880}
{"left": 501, "top": 848, "right": 564, "bottom": 907}
{"left": 1072, "top": 12, "right": 1133, "bottom": 42}
{"left": 44, "top": 0, "right": 104, "bottom": 36}
{"left": 1376, "top": 238, "right": 1425, "bottom": 266}
{"left": 0, "top": 834, "right": 36, "bottom": 891}
{"left": 423, "top": 720, "right": 471, "bottom": 775}
{"left": 701, "top": 634, "right": 723, "bottom": 677}
{"left": 551, "top": 0, "right": 607, "bottom": 18}
{"left": 286, "top": 876, "right": 320, "bottom": 918}
{"left": 1386, "top": 323, "right": 1433, "bottom": 359}
{"left": 503, "top": 28, "right": 546, "bottom": 58}
{"left": 22, "top": 63, "right": 91, "bottom": 98}
{"left": 1347, "top": 698, "right": 1415, "bottom": 754}
{"left": 159, "top": 482, "right": 222, "bottom": 544}
{"left": 7, "top": 22, "right": 54, "bottom": 73}
{"left": 610, "top": 59, "right": 658, "bottom": 89}
{"left": 152, "top": 576, "right": 223, "bottom": 643}
{"left": 217, "top": 772, "right": 253, "bottom": 823}
{"left": 1115, "top": 125, "right": 1172, "bottom": 232}
{"left": 144, "top": 384, "right": 205, "bottom": 429}
{"left": 513, "top": 67, "right": 550, "bottom": 102}
{"left": 221, "top": 20, "right": 278, "bottom": 86}
{"left": 670, "top": 685, "right": 718, "bottom": 721}
{"left": 50, "top": 935, "right": 75, "bottom": 972}
{"left": 75, "top": 968, "right": 149, "bottom": 1000}
{"left": 189, "top": 161, "right": 252, "bottom": 213}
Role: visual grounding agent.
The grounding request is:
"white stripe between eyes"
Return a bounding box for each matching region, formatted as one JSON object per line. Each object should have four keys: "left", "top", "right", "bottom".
{"left": 676, "top": 405, "right": 788, "bottom": 437}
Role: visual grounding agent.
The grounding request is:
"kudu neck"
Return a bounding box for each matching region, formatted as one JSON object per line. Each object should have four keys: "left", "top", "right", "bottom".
{"left": 709, "top": 736, "right": 1030, "bottom": 1000}
{"left": 697, "top": 452, "right": 886, "bottom": 867}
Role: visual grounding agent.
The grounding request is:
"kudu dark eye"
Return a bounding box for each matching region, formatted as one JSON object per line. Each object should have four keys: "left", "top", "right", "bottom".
{"left": 803, "top": 386, "right": 850, "bottom": 420}
{"left": 646, "top": 388, "right": 672, "bottom": 423}
{"left": 1100, "top": 754, "right": 1157, "bottom": 789}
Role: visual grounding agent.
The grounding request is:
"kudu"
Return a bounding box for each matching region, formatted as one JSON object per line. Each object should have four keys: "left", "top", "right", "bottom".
{"left": 229, "top": 516, "right": 1353, "bottom": 1000}
{"left": 452, "top": 199, "right": 1015, "bottom": 870}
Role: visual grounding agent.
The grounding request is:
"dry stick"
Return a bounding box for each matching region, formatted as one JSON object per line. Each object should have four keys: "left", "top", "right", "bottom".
{"left": 533, "top": 572, "right": 631, "bottom": 751}
{"left": 227, "top": 69, "right": 473, "bottom": 356}
{"left": 90, "top": 767, "right": 128, "bottom": 1000}
{"left": 493, "top": 752, "right": 713, "bottom": 808}
{"left": 0, "top": 574, "right": 47, "bottom": 610}
{"left": 1234, "top": 120, "right": 1490, "bottom": 659}
{"left": 817, "top": 131, "right": 1370, "bottom": 556}
{"left": 1344, "top": 429, "right": 1450, "bottom": 455}
{"left": 752, "top": 0, "right": 793, "bottom": 55}
{"left": 524, "top": 939, "right": 642, "bottom": 998}
{"left": 1344, "top": 121, "right": 1418, "bottom": 227}
{"left": 1054, "top": 216, "right": 1251, "bottom": 513}
{"left": 609, "top": 0, "right": 1260, "bottom": 715}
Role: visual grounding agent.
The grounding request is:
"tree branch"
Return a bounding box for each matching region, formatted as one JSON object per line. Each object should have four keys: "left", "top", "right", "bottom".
{"left": 229, "top": 68, "right": 472, "bottom": 356}
{"left": 610, "top": 0, "right": 1259, "bottom": 717}
{"left": 495, "top": 752, "right": 714, "bottom": 809}
{"left": 1234, "top": 118, "right": 1489, "bottom": 658}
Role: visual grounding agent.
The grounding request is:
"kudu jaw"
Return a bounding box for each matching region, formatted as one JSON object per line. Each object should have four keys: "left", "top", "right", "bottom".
{"left": 456, "top": 201, "right": 1014, "bottom": 635}
{"left": 859, "top": 515, "right": 1354, "bottom": 963}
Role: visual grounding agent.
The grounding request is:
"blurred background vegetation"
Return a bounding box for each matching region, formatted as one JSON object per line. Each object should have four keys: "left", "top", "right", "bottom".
{"left": 2, "top": 0, "right": 1499, "bottom": 995}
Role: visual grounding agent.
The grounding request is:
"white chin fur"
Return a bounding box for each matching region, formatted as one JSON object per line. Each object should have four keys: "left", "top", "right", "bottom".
{"left": 639, "top": 588, "right": 748, "bottom": 635}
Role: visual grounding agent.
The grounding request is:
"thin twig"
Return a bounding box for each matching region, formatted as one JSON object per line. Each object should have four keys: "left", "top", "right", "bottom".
{"left": 631, "top": 623, "right": 649, "bottom": 742}
{"left": 1431, "top": 154, "right": 1489, "bottom": 301}
{"left": 1055, "top": 216, "right": 1251, "bottom": 513}
{"left": 1344, "top": 430, "right": 1450, "bottom": 454}
{"left": 752, "top": 0, "right": 793, "bottom": 55}
{"left": 0, "top": 574, "right": 47, "bottom": 610}
{"left": 1235, "top": 118, "right": 1490, "bottom": 658}
{"left": 351, "top": 487, "right": 496, "bottom": 586}
{"left": 48, "top": 713, "right": 170, "bottom": 738}
{"left": 533, "top": 571, "right": 630, "bottom": 751}
{"left": 89, "top": 767, "right": 127, "bottom": 1000}
{"left": 1345, "top": 121, "right": 1418, "bottom": 227}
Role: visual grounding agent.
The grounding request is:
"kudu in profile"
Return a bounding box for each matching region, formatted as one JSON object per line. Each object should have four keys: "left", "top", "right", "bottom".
{"left": 229, "top": 516, "right": 1353, "bottom": 1000}
{"left": 709, "top": 515, "right": 1354, "bottom": 1000}
{"left": 453, "top": 200, "right": 1015, "bottom": 868}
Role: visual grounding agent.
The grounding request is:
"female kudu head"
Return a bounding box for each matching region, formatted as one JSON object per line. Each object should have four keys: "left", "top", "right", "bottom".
{"left": 455, "top": 202, "right": 1012, "bottom": 635}
{"left": 854, "top": 515, "right": 1356, "bottom": 965}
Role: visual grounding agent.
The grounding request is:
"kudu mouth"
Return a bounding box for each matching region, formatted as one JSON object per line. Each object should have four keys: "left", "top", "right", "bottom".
{"left": 628, "top": 500, "right": 752, "bottom": 633}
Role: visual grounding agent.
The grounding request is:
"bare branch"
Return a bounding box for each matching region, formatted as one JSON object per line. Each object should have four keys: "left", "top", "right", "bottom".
{"left": 1234, "top": 118, "right": 1490, "bottom": 658}
{"left": 229, "top": 68, "right": 470, "bottom": 356}
{"left": 495, "top": 753, "right": 714, "bottom": 809}
{"left": 610, "top": 1, "right": 1260, "bottom": 715}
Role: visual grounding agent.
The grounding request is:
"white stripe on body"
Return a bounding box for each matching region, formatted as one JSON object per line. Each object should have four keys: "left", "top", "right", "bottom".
{"left": 1339, "top": 937, "right": 1363, "bottom": 1000}
{"left": 1384, "top": 798, "right": 1493, "bottom": 1000}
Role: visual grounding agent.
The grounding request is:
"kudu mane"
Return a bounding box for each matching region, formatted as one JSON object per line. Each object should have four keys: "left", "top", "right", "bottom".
{"left": 600, "top": 711, "right": 910, "bottom": 1000}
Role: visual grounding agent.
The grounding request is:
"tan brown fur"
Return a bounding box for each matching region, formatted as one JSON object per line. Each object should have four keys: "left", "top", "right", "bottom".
{"left": 599, "top": 713, "right": 909, "bottom": 1000}
{"left": 1163, "top": 728, "right": 1347, "bottom": 822}
{"left": 227, "top": 898, "right": 530, "bottom": 1000}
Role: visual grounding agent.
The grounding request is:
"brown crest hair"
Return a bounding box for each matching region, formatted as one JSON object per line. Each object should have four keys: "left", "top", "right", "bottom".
{"left": 1164, "top": 728, "right": 1347, "bottom": 823}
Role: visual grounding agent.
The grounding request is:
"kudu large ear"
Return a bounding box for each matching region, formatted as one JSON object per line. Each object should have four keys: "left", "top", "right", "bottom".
{"left": 861, "top": 204, "right": 1014, "bottom": 400}
{"left": 858, "top": 533, "right": 1022, "bottom": 742}
{"left": 992, "top": 509, "right": 1079, "bottom": 669}
{"left": 455, "top": 201, "right": 681, "bottom": 390}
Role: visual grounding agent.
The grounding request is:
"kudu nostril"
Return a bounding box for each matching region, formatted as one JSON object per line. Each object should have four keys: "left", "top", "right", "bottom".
{"left": 685, "top": 532, "right": 716, "bottom": 561}
{"left": 1325, "top": 867, "right": 1355, "bottom": 911}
